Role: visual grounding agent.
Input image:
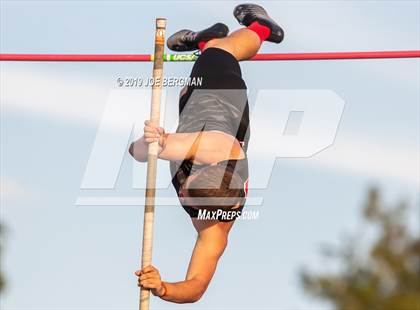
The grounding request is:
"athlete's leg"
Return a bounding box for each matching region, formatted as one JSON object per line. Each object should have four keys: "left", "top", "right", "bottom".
{"left": 203, "top": 3, "right": 284, "bottom": 61}
{"left": 167, "top": 4, "right": 283, "bottom": 59}
{"left": 201, "top": 28, "right": 261, "bottom": 61}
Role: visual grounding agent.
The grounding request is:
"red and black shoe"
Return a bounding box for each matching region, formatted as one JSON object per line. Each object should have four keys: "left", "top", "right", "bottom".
{"left": 167, "top": 23, "right": 229, "bottom": 52}
{"left": 233, "top": 3, "right": 284, "bottom": 43}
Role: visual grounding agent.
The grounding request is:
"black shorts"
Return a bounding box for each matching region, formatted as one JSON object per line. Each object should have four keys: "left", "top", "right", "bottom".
{"left": 179, "top": 47, "right": 248, "bottom": 114}
{"left": 192, "top": 47, "right": 244, "bottom": 82}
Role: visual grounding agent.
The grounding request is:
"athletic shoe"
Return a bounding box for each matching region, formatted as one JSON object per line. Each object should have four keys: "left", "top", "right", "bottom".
{"left": 167, "top": 23, "right": 229, "bottom": 51}
{"left": 233, "top": 3, "right": 284, "bottom": 43}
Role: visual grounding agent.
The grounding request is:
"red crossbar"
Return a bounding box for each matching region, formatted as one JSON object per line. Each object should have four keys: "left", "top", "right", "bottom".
{"left": 0, "top": 50, "right": 419, "bottom": 62}
{"left": 0, "top": 54, "right": 152, "bottom": 62}
{"left": 252, "top": 50, "right": 420, "bottom": 60}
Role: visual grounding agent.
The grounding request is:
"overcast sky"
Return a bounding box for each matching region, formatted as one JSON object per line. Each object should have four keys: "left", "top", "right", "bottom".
{"left": 1, "top": 1, "right": 419, "bottom": 309}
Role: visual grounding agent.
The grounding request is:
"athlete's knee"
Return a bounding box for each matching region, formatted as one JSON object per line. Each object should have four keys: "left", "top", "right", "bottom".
{"left": 203, "top": 38, "right": 221, "bottom": 50}
{"left": 202, "top": 42, "right": 238, "bottom": 60}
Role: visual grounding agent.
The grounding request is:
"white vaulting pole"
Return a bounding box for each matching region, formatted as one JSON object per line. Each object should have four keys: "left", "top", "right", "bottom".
{"left": 139, "top": 18, "right": 166, "bottom": 310}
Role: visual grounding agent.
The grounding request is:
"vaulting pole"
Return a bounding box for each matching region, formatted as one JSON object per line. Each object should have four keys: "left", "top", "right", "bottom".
{"left": 140, "top": 18, "right": 166, "bottom": 310}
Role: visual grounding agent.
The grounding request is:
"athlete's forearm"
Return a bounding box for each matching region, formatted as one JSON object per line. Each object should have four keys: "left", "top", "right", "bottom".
{"left": 129, "top": 132, "right": 188, "bottom": 162}
{"left": 159, "top": 278, "right": 206, "bottom": 303}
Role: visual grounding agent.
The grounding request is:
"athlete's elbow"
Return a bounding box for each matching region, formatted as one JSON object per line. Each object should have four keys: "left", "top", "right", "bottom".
{"left": 129, "top": 142, "right": 147, "bottom": 162}
{"left": 128, "top": 143, "right": 135, "bottom": 156}
{"left": 172, "top": 291, "right": 204, "bottom": 304}
{"left": 189, "top": 281, "right": 208, "bottom": 303}
{"left": 189, "top": 289, "right": 206, "bottom": 303}
{"left": 190, "top": 296, "right": 201, "bottom": 303}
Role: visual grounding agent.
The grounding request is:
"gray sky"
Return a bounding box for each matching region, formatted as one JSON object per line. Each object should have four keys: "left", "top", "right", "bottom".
{"left": 1, "top": 1, "right": 419, "bottom": 309}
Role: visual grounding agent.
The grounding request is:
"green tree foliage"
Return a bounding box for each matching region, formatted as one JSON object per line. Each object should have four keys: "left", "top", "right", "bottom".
{"left": 301, "top": 188, "right": 420, "bottom": 310}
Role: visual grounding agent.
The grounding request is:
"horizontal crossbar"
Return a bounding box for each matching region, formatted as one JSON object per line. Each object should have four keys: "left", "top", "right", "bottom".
{"left": 1, "top": 50, "right": 419, "bottom": 62}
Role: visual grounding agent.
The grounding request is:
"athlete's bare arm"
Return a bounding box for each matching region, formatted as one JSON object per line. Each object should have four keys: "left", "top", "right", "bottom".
{"left": 136, "top": 219, "right": 235, "bottom": 303}
{"left": 129, "top": 120, "right": 245, "bottom": 164}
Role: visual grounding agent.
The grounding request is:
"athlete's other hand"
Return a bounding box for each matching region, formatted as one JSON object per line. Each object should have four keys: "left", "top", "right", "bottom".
{"left": 135, "top": 265, "right": 166, "bottom": 297}
{"left": 144, "top": 120, "right": 166, "bottom": 146}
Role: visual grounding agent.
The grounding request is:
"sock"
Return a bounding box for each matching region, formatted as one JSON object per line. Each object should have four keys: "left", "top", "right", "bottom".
{"left": 247, "top": 21, "right": 271, "bottom": 42}
{"left": 198, "top": 41, "right": 207, "bottom": 51}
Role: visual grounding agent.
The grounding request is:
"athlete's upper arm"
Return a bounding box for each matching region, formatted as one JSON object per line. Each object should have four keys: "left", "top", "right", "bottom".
{"left": 157, "top": 132, "right": 200, "bottom": 161}
{"left": 158, "top": 131, "right": 244, "bottom": 164}
{"left": 184, "top": 223, "right": 229, "bottom": 293}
